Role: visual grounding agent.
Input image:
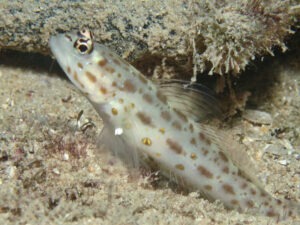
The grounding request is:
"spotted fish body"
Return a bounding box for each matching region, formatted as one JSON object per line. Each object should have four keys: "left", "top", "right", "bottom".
{"left": 50, "top": 29, "right": 299, "bottom": 220}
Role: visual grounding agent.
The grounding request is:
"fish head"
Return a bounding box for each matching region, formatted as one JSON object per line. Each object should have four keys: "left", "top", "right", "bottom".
{"left": 50, "top": 28, "right": 117, "bottom": 104}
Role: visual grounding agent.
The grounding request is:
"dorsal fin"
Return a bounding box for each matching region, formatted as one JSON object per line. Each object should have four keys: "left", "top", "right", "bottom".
{"left": 155, "top": 79, "right": 222, "bottom": 122}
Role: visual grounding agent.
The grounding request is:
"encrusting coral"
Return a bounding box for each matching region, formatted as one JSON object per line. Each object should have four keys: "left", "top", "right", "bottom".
{"left": 189, "top": 0, "right": 298, "bottom": 77}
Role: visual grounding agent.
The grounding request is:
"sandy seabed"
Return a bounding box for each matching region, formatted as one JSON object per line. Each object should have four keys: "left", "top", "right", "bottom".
{"left": 0, "top": 44, "right": 300, "bottom": 225}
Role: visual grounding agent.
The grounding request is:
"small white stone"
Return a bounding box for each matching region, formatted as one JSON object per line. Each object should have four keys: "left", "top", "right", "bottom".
{"left": 243, "top": 109, "right": 273, "bottom": 125}
{"left": 52, "top": 168, "right": 60, "bottom": 175}
{"left": 114, "top": 127, "right": 123, "bottom": 136}
{"left": 63, "top": 153, "right": 69, "bottom": 161}
{"left": 278, "top": 159, "right": 289, "bottom": 166}
{"left": 49, "top": 128, "right": 57, "bottom": 134}
{"left": 188, "top": 192, "right": 199, "bottom": 198}
{"left": 279, "top": 139, "right": 293, "bottom": 151}
{"left": 6, "top": 166, "right": 17, "bottom": 178}
{"left": 1, "top": 104, "right": 8, "bottom": 109}
{"left": 263, "top": 144, "right": 284, "bottom": 156}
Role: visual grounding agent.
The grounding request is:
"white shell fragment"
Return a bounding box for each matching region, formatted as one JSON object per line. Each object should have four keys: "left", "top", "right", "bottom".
{"left": 242, "top": 109, "right": 273, "bottom": 125}
{"left": 263, "top": 144, "right": 285, "bottom": 156}
{"left": 277, "top": 159, "right": 290, "bottom": 166}
{"left": 52, "top": 168, "right": 60, "bottom": 175}
{"left": 63, "top": 153, "right": 69, "bottom": 161}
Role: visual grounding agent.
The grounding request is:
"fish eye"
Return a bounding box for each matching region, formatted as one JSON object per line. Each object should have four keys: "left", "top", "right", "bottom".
{"left": 73, "top": 37, "right": 93, "bottom": 54}
{"left": 78, "top": 43, "right": 88, "bottom": 53}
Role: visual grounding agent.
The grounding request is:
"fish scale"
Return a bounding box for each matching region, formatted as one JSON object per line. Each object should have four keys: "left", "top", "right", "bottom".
{"left": 50, "top": 28, "right": 299, "bottom": 221}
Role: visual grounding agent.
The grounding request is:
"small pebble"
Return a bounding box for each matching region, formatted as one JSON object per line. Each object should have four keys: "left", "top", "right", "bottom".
{"left": 263, "top": 144, "right": 286, "bottom": 156}
{"left": 189, "top": 192, "right": 200, "bottom": 198}
{"left": 277, "top": 159, "right": 289, "bottom": 166}
{"left": 6, "top": 166, "right": 17, "bottom": 178}
{"left": 63, "top": 153, "right": 69, "bottom": 161}
{"left": 52, "top": 168, "right": 60, "bottom": 175}
{"left": 88, "top": 165, "right": 95, "bottom": 173}
{"left": 243, "top": 109, "right": 273, "bottom": 125}
{"left": 1, "top": 104, "right": 8, "bottom": 109}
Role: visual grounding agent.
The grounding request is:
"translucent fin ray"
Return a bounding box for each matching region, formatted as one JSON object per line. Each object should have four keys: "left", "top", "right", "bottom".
{"left": 98, "top": 124, "right": 141, "bottom": 169}
{"left": 155, "top": 79, "right": 222, "bottom": 122}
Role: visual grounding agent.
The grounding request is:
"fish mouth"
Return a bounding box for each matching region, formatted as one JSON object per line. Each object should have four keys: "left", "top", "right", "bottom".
{"left": 49, "top": 35, "right": 64, "bottom": 60}
{"left": 49, "top": 34, "right": 72, "bottom": 70}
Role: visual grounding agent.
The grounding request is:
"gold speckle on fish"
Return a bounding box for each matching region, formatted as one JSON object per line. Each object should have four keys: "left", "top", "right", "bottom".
{"left": 111, "top": 108, "right": 118, "bottom": 115}
{"left": 159, "top": 128, "right": 165, "bottom": 134}
{"left": 155, "top": 153, "right": 161, "bottom": 157}
{"left": 175, "top": 164, "right": 185, "bottom": 171}
{"left": 142, "top": 137, "right": 152, "bottom": 146}
{"left": 190, "top": 153, "right": 197, "bottom": 160}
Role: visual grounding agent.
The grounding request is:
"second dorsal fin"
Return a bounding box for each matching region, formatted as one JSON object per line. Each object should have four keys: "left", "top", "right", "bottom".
{"left": 197, "top": 124, "right": 264, "bottom": 189}
{"left": 156, "top": 79, "right": 222, "bottom": 122}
